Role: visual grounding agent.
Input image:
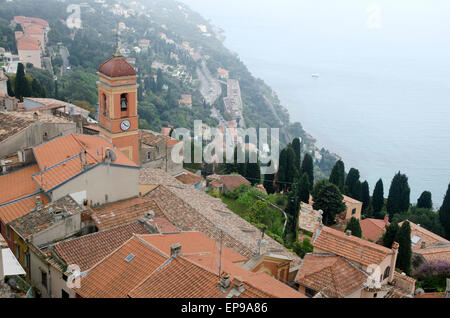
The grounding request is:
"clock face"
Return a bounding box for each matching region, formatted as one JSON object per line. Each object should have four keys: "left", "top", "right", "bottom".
{"left": 120, "top": 120, "right": 131, "bottom": 131}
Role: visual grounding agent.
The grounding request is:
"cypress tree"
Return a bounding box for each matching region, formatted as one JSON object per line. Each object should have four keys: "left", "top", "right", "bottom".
{"left": 284, "top": 191, "right": 300, "bottom": 244}
{"left": 386, "top": 172, "right": 411, "bottom": 219}
{"left": 297, "top": 173, "right": 310, "bottom": 204}
{"left": 329, "top": 159, "right": 345, "bottom": 192}
{"left": 285, "top": 146, "right": 298, "bottom": 189}
{"left": 417, "top": 191, "right": 432, "bottom": 210}
{"left": 7, "top": 78, "right": 14, "bottom": 96}
{"left": 345, "top": 217, "right": 362, "bottom": 238}
{"left": 312, "top": 180, "right": 346, "bottom": 226}
{"left": 301, "top": 153, "right": 314, "bottom": 190}
{"left": 354, "top": 180, "right": 362, "bottom": 201}
{"left": 54, "top": 80, "right": 58, "bottom": 99}
{"left": 372, "top": 179, "right": 384, "bottom": 217}
{"left": 345, "top": 168, "right": 360, "bottom": 198}
{"left": 292, "top": 137, "right": 301, "bottom": 170}
{"left": 263, "top": 162, "right": 275, "bottom": 195}
{"left": 395, "top": 221, "right": 412, "bottom": 275}
{"left": 439, "top": 183, "right": 450, "bottom": 240}
{"left": 14, "top": 63, "right": 28, "bottom": 102}
{"left": 383, "top": 222, "right": 399, "bottom": 248}
{"left": 361, "top": 181, "right": 370, "bottom": 214}
{"left": 246, "top": 161, "right": 261, "bottom": 185}
{"left": 276, "top": 148, "right": 288, "bottom": 192}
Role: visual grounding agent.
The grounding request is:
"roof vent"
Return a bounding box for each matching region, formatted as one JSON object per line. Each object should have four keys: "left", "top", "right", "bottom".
{"left": 125, "top": 254, "right": 135, "bottom": 262}
{"left": 345, "top": 230, "right": 352, "bottom": 236}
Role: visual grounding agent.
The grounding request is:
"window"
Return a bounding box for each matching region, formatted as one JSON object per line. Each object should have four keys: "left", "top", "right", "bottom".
{"left": 61, "top": 289, "right": 69, "bottom": 298}
{"left": 352, "top": 208, "right": 356, "bottom": 215}
{"left": 24, "top": 253, "right": 29, "bottom": 268}
{"left": 41, "top": 271, "right": 47, "bottom": 289}
{"left": 146, "top": 151, "right": 151, "bottom": 160}
{"left": 62, "top": 273, "right": 68, "bottom": 282}
{"left": 15, "top": 245, "right": 20, "bottom": 259}
{"left": 102, "top": 94, "right": 107, "bottom": 116}
{"left": 120, "top": 93, "right": 128, "bottom": 111}
{"left": 383, "top": 266, "right": 391, "bottom": 280}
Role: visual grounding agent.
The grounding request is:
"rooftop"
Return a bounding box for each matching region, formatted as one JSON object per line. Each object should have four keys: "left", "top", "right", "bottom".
{"left": 88, "top": 197, "right": 165, "bottom": 231}
{"left": 98, "top": 56, "right": 136, "bottom": 78}
{"left": 175, "top": 170, "right": 204, "bottom": 186}
{"left": 8, "top": 195, "right": 83, "bottom": 239}
{"left": 313, "top": 226, "right": 394, "bottom": 267}
{"left": 401, "top": 220, "right": 450, "bottom": 251}
{"left": 140, "top": 129, "right": 180, "bottom": 147}
{"left": 52, "top": 221, "right": 154, "bottom": 271}
{"left": 139, "top": 168, "right": 301, "bottom": 266}
{"left": 360, "top": 217, "right": 389, "bottom": 242}
{"left": 207, "top": 174, "right": 251, "bottom": 191}
{"left": 295, "top": 253, "right": 367, "bottom": 298}
{"left": 0, "top": 164, "right": 40, "bottom": 206}
{"left": 17, "top": 36, "right": 40, "bottom": 51}
{"left": 0, "top": 193, "right": 49, "bottom": 224}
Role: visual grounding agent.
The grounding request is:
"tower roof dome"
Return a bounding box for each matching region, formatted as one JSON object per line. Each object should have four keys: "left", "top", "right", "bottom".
{"left": 98, "top": 46, "right": 136, "bottom": 78}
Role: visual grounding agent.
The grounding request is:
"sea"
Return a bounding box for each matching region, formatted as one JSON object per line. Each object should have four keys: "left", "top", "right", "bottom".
{"left": 181, "top": 0, "right": 450, "bottom": 208}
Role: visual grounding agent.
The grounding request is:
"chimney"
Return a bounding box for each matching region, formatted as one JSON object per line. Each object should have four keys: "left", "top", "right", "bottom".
{"left": 219, "top": 272, "right": 231, "bottom": 290}
{"left": 384, "top": 215, "right": 389, "bottom": 224}
{"left": 420, "top": 241, "right": 426, "bottom": 249}
{"left": 345, "top": 230, "right": 352, "bottom": 237}
{"left": 257, "top": 239, "right": 268, "bottom": 256}
{"left": 170, "top": 243, "right": 182, "bottom": 258}
{"left": 35, "top": 195, "right": 43, "bottom": 211}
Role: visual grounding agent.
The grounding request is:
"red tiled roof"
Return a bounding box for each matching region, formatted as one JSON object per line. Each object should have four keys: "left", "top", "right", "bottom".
{"left": 98, "top": 56, "right": 136, "bottom": 77}
{"left": 17, "top": 36, "right": 40, "bottom": 51}
{"left": 295, "top": 254, "right": 367, "bottom": 297}
{"left": 415, "top": 245, "right": 450, "bottom": 262}
{"left": 343, "top": 195, "right": 362, "bottom": 205}
{"left": 360, "top": 218, "right": 389, "bottom": 242}
{"left": 209, "top": 175, "right": 250, "bottom": 191}
{"left": 175, "top": 170, "right": 204, "bottom": 186}
{"left": 31, "top": 134, "right": 137, "bottom": 191}
{"left": 24, "top": 24, "right": 43, "bottom": 35}
{"left": 401, "top": 220, "right": 450, "bottom": 251}
{"left": 0, "top": 194, "right": 48, "bottom": 224}
{"left": 139, "top": 232, "right": 247, "bottom": 263}
{"left": 75, "top": 236, "right": 168, "bottom": 298}
{"left": 0, "top": 165, "right": 40, "bottom": 206}
{"left": 148, "top": 217, "right": 180, "bottom": 233}
{"left": 89, "top": 197, "right": 164, "bottom": 231}
{"left": 415, "top": 292, "right": 445, "bottom": 298}
{"left": 313, "top": 226, "right": 393, "bottom": 267}
{"left": 53, "top": 222, "right": 152, "bottom": 271}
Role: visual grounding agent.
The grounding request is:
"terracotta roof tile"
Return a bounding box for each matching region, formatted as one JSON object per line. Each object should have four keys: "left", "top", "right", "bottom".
{"left": 0, "top": 193, "right": 48, "bottom": 224}
{"left": 295, "top": 254, "right": 367, "bottom": 297}
{"left": 209, "top": 175, "right": 250, "bottom": 191}
{"left": 401, "top": 220, "right": 450, "bottom": 251}
{"left": 75, "top": 236, "right": 167, "bottom": 298}
{"left": 175, "top": 170, "right": 204, "bottom": 186}
{"left": 89, "top": 197, "right": 164, "bottom": 231}
{"left": 98, "top": 56, "right": 136, "bottom": 77}
{"left": 17, "top": 36, "right": 40, "bottom": 50}
{"left": 0, "top": 112, "right": 36, "bottom": 143}
{"left": 360, "top": 218, "right": 389, "bottom": 242}
{"left": 0, "top": 165, "right": 40, "bottom": 206}
{"left": 415, "top": 244, "right": 450, "bottom": 262}
{"left": 313, "top": 226, "right": 393, "bottom": 267}
{"left": 53, "top": 222, "right": 153, "bottom": 271}
{"left": 140, "top": 168, "right": 301, "bottom": 267}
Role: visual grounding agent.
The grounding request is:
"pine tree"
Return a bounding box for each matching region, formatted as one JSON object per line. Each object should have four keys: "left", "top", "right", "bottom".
{"left": 312, "top": 180, "right": 346, "bottom": 226}
{"left": 417, "top": 191, "right": 432, "bottom": 210}
{"left": 345, "top": 217, "right": 362, "bottom": 238}
{"left": 439, "top": 183, "right": 450, "bottom": 240}
{"left": 6, "top": 78, "right": 14, "bottom": 96}
{"left": 361, "top": 181, "right": 370, "bottom": 214}
{"left": 395, "top": 221, "right": 412, "bottom": 275}
{"left": 386, "top": 172, "right": 411, "bottom": 219}
{"left": 329, "top": 160, "right": 345, "bottom": 192}
{"left": 383, "top": 222, "right": 399, "bottom": 248}
{"left": 292, "top": 137, "right": 301, "bottom": 170}
{"left": 345, "top": 168, "right": 360, "bottom": 198}
{"left": 301, "top": 153, "right": 314, "bottom": 190}
{"left": 372, "top": 179, "right": 384, "bottom": 217}
{"left": 297, "top": 173, "right": 310, "bottom": 204}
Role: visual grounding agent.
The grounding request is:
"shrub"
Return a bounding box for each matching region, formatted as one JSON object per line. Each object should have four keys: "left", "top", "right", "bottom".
{"left": 414, "top": 259, "right": 450, "bottom": 291}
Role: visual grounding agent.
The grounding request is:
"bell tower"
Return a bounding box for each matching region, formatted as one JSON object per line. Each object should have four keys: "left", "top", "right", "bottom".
{"left": 97, "top": 44, "right": 140, "bottom": 165}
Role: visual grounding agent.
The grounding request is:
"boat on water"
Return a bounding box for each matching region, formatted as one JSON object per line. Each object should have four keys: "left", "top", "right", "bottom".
{"left": 312, "top": 73, "right": 320, "bottom": 78}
